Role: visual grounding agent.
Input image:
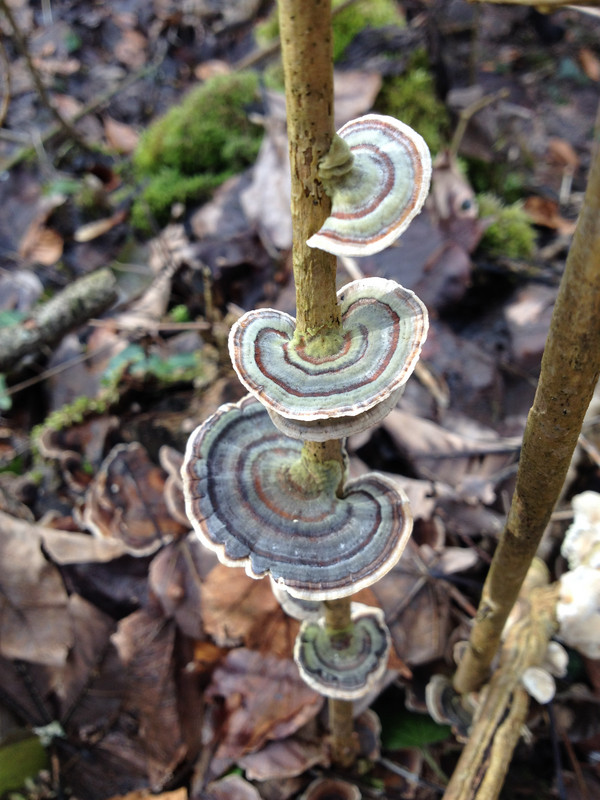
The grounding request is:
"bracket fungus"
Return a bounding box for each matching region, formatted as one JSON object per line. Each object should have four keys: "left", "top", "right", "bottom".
{"left": 229, "top": 277, "right": 428, "bottom": 440}
{"left": 294, "top": 604, "right": 391, "bottom": 701}
{"left": 270, "top": 577, "right": 323, "bottom": 621}
{"left": 300, "top": 778, "right": 361, "bottom": 800}
{"left": 306, "top": 114, "right": 432, "bottom": 257}
{"left": 182, "top": 395, "right": 413, "bottom": 600}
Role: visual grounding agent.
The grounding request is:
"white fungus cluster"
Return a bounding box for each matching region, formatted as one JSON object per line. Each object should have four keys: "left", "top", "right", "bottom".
{"left": 556, "top": 491, "right": 600, "bottom": 659}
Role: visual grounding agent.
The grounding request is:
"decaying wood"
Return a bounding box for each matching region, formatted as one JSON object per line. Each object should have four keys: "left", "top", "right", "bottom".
{"left": 0, "top": 268, "right": 117, "bottom": 373}
{"left": 444, "top": 582, "right": 559, "bottom": 800}
{"left": 454, "top": 131, "right": 600, "bottom": 694}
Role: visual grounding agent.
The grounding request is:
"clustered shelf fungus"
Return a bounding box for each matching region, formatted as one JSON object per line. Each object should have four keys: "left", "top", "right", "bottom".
{"left": 182, "top": 113, "right": 431, "bottom": 705}
{"left": 182, "top": 396, "right": 412, "bottom": 600}
{"left": 229, "top": 277, "right": 428, "bottom": 442}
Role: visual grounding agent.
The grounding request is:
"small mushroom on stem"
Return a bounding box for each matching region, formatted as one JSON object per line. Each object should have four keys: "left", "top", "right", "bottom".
{"left": 307, "top": 115, "right": 432, "bottom": 257}
{"left": 294, "top": 603, "right": 391, "bottom": 701}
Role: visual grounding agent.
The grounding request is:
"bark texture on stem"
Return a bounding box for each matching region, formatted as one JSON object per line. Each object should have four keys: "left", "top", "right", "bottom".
{"left": 278, "top": 0, "right": 341, "bottom": 343}
{"left": 454, "top": 142, "right": 600, "bottom": 695}
{"left": 324, "top": 597, "right": 357, "bottom": 767}
{"left": 278, "top": 0, "right": 355, "bottom": 767}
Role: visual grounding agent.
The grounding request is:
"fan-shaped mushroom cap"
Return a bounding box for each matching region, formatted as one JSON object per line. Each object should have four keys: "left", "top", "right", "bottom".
{"left": 300, "top": 778, "right": 361, "bottom": 800}
{"left": 556, "top": 565, "right": 600, "bottom": 659}
{"left": 229, "top": 277, "right": 428, "bottom": 431}
{"left": 182, "top": 396, "right": 413, "bottom": 600}
{"left": 307, "top": 114, "right": 431, "bottom": 257}
{"left": 294, "top": 604, "right": 390, "bottom": 700}
{"left": 521, "top": 666, "right": 556, "bottom": 705}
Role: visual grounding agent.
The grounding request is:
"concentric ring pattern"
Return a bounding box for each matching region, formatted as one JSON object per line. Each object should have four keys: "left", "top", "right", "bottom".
{"left": 307, "top": 114, "right": 432, "bottom": 257}
{"left": 229, "top": 277, "right": 428, "bottom": 423}
{"left": 182, "top": 396, "right": 413, "bottom": 600}
{"left": 294, "top": 604, "right": 391, "bottom": 700}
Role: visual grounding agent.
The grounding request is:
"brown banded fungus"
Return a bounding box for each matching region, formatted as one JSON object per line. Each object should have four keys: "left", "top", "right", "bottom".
{"left": 306, "top": 114, "right": 432, "bottom": 257}
{"left": 182, "top": 395, "right": 413, "bottom": 600}
{"left": 300, "top": 778, "right": 361, "bottom": 800}
{"left": 229, "top": 277, "right": 428, "bottom": 440}
{"left": 294, "top": 603, "right": 391, "bottom": 701}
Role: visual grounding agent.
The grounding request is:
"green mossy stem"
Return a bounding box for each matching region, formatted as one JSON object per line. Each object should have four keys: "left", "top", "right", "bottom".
{"left": 291, "top": 326, "right": 345, "bottom": 359}
{"left": 286, "top": 450, "right": 342, "bottom": 497}
{"left": 453, "top": 137, "right": 600, "bottom": 696}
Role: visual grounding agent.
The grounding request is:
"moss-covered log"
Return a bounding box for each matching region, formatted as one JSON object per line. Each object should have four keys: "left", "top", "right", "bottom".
{"left": 0, "top": 269, "right": 117, "bottom": 374}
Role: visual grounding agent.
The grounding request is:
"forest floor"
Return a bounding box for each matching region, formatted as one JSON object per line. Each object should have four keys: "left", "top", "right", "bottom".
{"left": 0, "top": 1, "right": 600, "bottom": 799}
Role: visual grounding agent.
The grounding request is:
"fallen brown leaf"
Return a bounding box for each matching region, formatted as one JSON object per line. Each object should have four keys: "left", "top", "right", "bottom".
{"left": 18, "top": 225, "right": 64, "bottom": 265}
{"left": 104, "top": 115, "right": 140, "bottom": 154}
{"left": 0, "top": 510, "right": 72, "bottom": 665}
{"left": 524, "top": 195, "right": 577, "bottom": 235}
{"left": 201, "top": 563, "right": 300, "bottom": 658}
{"left": 579, "top": 46, "right": 600, "bottom": 82}
{"left": 82, "top": 442, "right": 189, "bottom": 555}
{"left": 73, "top": 209, "right": 128, "bottom": 243}
{"left": 205, "top": 648, "right": 323, "bottom": 759}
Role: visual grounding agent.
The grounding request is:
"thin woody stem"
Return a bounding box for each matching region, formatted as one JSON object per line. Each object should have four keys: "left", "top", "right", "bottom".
{"left": 278, "top": 0, "right": 356, "bottom": 767}
{"left": 278, "top": 0, "right": 341, "bottom": 342}
{"left": 453, "top": 137, "right": 600, "bottom": 695}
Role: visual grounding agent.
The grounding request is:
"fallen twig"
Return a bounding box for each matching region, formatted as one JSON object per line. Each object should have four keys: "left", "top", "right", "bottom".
{"left": 0, "top": 268, "right": 117, "bottom": 374}
{"left": 0, "top": 0, "right": 90, "bottom": 150}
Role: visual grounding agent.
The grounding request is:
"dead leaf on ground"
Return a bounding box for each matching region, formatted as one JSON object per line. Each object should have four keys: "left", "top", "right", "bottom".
{"left": 369, "top": 539, "right": 458, "bottom": 666}
{"left": 17, "top": 193, "right": 66, "bottom": 266}
{"left": 74, "top": 209, "right": 128, "bottom": 243}
{"left": 114, "top": 29, "right": 147, "bottom": 69}
{"left": 238, "top": 735, "right": 328, "bottom": 781}
{"left": 40, "top": 527, "right": 129, "bottom": 564}
{"left": 381, "top": 408, "right": 518, "bottom": 492}
{"left": 205, "top": 647, "right": 323, "bottom": 760}
{"left": 201, "top": 563, "right": 300, "bottom": 658}
{"left": 0, "top": 593, "right": 116, "bottom": 728}
{"left": 199, "top": 775, "right": 261, "bottom": 800}
{"left": 149, "top": 534, "right": 217, "bottom": 639}
{"left": 194, "top": 60, "right": 232, "bottom": 81}
{"left": 0, "top": 510, "right": 72, "bottom": 665}
{"left": 111, "top": 610, "right": 190, "bottom": 790}
{"left": 103, "top": 115, "right": 140, "bottom": 154}
{"left": 109, "top": 790, "right": 187, "bottom": 800}
{"left": 546, "top": 138, "right": 579, "bottom": 170}
{"left": 37, "top": 416, "right": 119, "bottom": 493}
{"left": 82, "top": 442, "right": 189, "bottom": 555}
{"left": 523, "top": 195, "right": 577, "bottom": 235}
{"left": 579, "top": 47, "right": 600, "bottom": 82}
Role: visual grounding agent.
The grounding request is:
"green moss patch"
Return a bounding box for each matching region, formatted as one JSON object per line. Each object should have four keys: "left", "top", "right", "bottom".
{"left": 132, "top": 71, "right": 263, "bottom": 232}
{"left": 477, "top": 193, "right": 536, "bottom": 260}
{"left": 374, "top": 51, "right": 449, "bottom": 154}
{"left": 256, "top": 0, "right": 403, "bottom": 62}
